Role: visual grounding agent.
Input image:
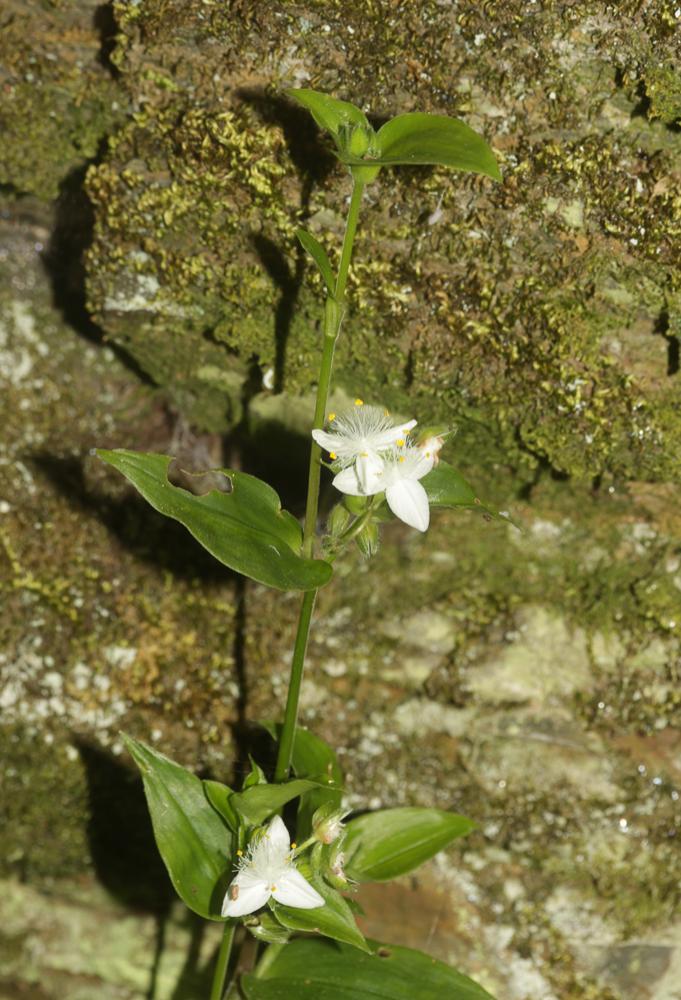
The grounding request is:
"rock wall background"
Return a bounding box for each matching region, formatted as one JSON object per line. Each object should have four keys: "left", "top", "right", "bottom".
{"left": 1, "top": 2, "right": 680, "bottom": 998}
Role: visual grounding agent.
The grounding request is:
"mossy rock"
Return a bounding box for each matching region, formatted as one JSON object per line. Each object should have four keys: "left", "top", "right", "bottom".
{"left": 79, "top": 0, "right": 681, "bottom": 483}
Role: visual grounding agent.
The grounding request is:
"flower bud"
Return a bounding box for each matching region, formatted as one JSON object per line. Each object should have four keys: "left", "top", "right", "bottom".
{"left": 327, "top": 503, "right": 352, "bottom": 537}
{"left": 312, "top": 803, "right": 347, "bottom": 845}
{"left": 355, "top": 519, "right": 379, "bottom": 558}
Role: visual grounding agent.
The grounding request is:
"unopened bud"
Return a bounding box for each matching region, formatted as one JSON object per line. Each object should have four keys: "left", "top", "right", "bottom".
{"left": 355, "top": 520, "right": 379, "bottom": 558}
{"left": 312, "top": 803, "right": 347, "bottom": 846}
{"left": 327, "top": 504, "right": 352, "bottom": 537}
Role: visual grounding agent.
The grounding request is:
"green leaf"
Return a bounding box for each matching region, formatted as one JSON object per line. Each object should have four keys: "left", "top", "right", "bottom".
{"left": 242, "top": 937, "right": 496, "bottom": 999}
{"left": 422, "top": 461, "right": 477, "bottom": 507}
{"left": 342, "top": 112, "right": 500, "bottom": 180}
{"left": 243, "top": 757, "right": 268, "bottom": 790}
{"left": 285, "top": 88, "right": 369, "bottom": 138}
{"left": 231, "top": 778, "right": 323, "bottom": 826}
{"left": 262, "top": 723, "right": 344, "bottom": 838}
{"left": 271, "top": 862, "right": 369, "bottom": 953}
{"left": 204, "top": 779, "right": 239, "bottom": 831}
{"left": 123, "top": 735, "right": 232, "bottom": 920}
{"left": 96, "top": 450, "right": 332, "bottom": 592}
{"left": 296, "top": 228, "right": 336, "bottom": 296}
{"left": 423, "top": 461, "right": 518, "bottom": 527}
{"left": 344, "top": 807, "right": 475, "bottom": 882}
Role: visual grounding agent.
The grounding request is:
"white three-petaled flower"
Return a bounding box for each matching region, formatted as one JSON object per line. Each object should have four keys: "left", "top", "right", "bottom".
{"left": 312, "top": 403, "right": 416, "bottom": 492}
{"left": 221, "top": 815, "right": 324, "bottom": 918}
{"left": 333, "top": 444, "right": 435, "bottom": 532}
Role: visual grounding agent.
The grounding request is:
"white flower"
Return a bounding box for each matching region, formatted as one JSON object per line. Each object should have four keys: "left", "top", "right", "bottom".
{"left": 333, "top": 444, "right": 435, "bottom": 532}
{"left": 221, "top": 815, "right": 324, "bottom": 918}
{"left": 312, "top": 401, "right": 416, "bottom": 492}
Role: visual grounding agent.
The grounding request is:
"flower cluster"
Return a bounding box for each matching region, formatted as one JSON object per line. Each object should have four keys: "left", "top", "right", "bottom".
{"left": 312, "top": 400, "right": 443, "bottom": 532}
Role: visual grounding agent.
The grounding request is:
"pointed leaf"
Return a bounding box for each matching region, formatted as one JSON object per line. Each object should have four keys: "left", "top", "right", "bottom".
{"left": 123, "top": 735, "right": 232, "bottom": 919}
{"left": 296, "top": 228, "right": 336, "bottom": 296}
{"left": 204, "top": 779, "right": 239, "bottom": 831}
{"left": 243, "top": 757, "right": 268, "bottom": 790}
{"left": 242, "top": 937, "right": 496, "bottom": 999}
{"left": 423, "top": 461, "right": 518, "bottom": 527}
{"left": 341, "top": 113, "right": 500, "bottom": 180}
{"left": 271, "top": 862, "right": 369, "bottom": 953}
{"left": 96, "top": 450, "right": 332, "bottom": 591}
{"left": 285, "top": 88, "right": 369, "bottom": 138}
{"left": 344, "top": 807, "right": 475, "bottom": 882}
{"left": 231, "top": 778, "right": 324, "bottom": 826}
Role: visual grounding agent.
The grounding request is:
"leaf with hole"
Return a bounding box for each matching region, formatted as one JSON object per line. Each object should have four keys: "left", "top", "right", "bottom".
{"left": 344, "top": 807, "right": 475, "bottom": 882}
{"left": 97, "top": 450, "right": 332, "bottom": 591}
{"left": 123, "top": 735, "right": 232, "bottom": 920}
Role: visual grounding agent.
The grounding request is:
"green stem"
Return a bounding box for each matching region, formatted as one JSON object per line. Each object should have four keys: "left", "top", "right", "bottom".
{"left": 209, "top": 922, "right": 235, "bottom": 1000}
{"left": 274, "top": 178, "right": 365, "bottom": 783}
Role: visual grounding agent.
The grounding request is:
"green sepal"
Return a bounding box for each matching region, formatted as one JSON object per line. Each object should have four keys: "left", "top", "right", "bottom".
{"left": 243, "top": 911, "right": 291, "bottom": 945}
{"left": 96, "top": 450, "right": 333, "bottom": 592}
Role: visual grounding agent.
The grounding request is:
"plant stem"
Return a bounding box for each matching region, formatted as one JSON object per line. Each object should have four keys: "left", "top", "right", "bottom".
{"left": 274, "top": 178, "right": 365, "bottom": 783}
{"left": 210, "top": 921, "right": 235, "bottom": 1000}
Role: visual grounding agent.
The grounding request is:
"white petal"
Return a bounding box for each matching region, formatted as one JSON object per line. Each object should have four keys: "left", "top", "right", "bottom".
{"left": 386, "top": 480, "right": 430, "bottom": 531}
{"left": 408, "top": 449, "right": 436, "bottom": 481}
{"left": 221, "top": 871, "right": 271, "bottom": 918}
{"left": 266, "top": 814, "right": 291, "bottom": 853}
{"left": 311, "top": 429, "right": 342, "bottom": 452}
{"left": 355, "top": 451, "right": 385, "bottom": 493}
{"left": 332, "top": 466, "right": 364, "bottom": 495}
{"left": 371, "top": 419, "right": 417, "bottom": 449}
{"left": 272, "top": 868, "right": 324, "bottom": 909}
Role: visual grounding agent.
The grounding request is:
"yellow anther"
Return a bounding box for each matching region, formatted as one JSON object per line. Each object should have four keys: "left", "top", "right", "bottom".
{"left": 360, "top": 451, "right": 368, "bottom": 457}
{"left": 329, "top": 451, "right": 337, "bottom": 460}
{"left": 271, "top": 885, "right": 277, "bottom": 891}
{"left": 399, "top": 456, "right": 405, "bottom": 463}
{"left": 384, "top": 409, "right": 390, "bottom": 416}
{"left": 354, "top": 398, "right": 364, "bottom": 406}
{"left": 396, "top": 438, "right": 405, "bottom": 447}
{"left": 236, "top": 849, "right": 243, "bottom": 856}
{"left": 291, "top": 842, "right": 297, "bottom": 850}
{"left": 328, "top": 412, "right": 336, "bottom": 422}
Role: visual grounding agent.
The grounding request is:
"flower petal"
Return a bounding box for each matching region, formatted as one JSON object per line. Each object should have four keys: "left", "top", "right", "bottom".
{"left": 266, "top": 814, "right": 291, "bottom": 853}
{"left": 221, "top": 870, "right": 271, "bottom": 918}
{"left": 407, "top": 449, "right": 436, "bottom": 481}
{"left": 355, "top": 451, "right": 385, "bottom": 492}
{"left": 332, "top": 466, "right": 364, "bottom": 495}
{"left": 386, "top": 480, "right": 430, "bottom": 532}
{"left": 272, "top": 868, "right": 325, "bottom": 909}
{"left": 311, "top": 428, "right": 342, "bottom": 452}
{"left": 371, "top": 418, "right": 417, "bottom": 449}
